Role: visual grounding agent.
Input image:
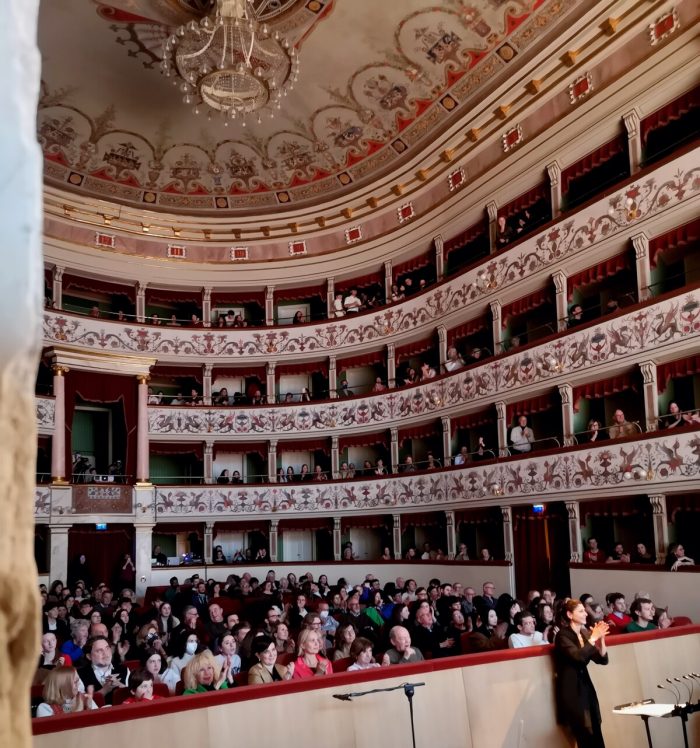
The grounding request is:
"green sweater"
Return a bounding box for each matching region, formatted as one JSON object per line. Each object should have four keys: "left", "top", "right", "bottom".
{"left": 625, "top": 621, "right": 657, "bottom": 633}
{"left": 183, "top": 681, "right": 229, "bottom": 695}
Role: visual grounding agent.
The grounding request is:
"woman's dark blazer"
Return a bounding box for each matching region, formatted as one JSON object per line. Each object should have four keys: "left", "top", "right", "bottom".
{"left": 553, "top": 626, "right": 608, "bottom": 730}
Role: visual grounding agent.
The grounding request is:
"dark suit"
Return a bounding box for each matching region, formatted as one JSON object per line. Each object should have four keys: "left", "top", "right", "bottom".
{"left": 410, "top": 621, "right": 451, "bottom": 659}
{"left": 42, "top": 617, "right": 69, "bottom": 642}
{"left": 77, "top": 663, "right": 128, "bottom": 705}
{"left": 553, "top": 626, "right": 608, "bottom": 748}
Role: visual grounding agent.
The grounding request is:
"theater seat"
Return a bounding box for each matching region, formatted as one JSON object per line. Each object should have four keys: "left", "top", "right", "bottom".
{"left": 112, "top": 687, "right": 131, "bottom": 706}
{"left": 154, "top": 683, "right": 169, "bottom": 698}
{"left": 332, "top": 657, "right": 352, "bottom": 673}
{"left": 671, "top": 616, "right": 693, "bottom": 627}
{"left": 124, "top": 659, "right": 141, "bottom": 671}
{"left": 277, "top": 652, "right": 294, "bottom": 666}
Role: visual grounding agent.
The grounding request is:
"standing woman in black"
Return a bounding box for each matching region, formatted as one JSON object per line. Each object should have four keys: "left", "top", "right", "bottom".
{"left": 554, "top": 599, "right": 610, "bottom": 748}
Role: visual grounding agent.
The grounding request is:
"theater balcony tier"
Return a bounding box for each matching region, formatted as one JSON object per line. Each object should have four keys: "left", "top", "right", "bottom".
{"left": 34, "top": 427, "right": 700, "bottom": 523}
{"left": 42, "top": 149, "right": 700, "bottom": 363}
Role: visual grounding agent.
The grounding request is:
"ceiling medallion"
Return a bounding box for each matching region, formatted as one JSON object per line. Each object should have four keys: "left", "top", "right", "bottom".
{"left": 161, "top": 0, "right": 300, "bottom": 123}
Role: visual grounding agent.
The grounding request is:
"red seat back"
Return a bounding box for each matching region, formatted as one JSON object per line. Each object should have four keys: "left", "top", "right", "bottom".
{"left": 112, "top": 687, "right": 131, "bottom": 706}
{"left": 333, "top": 656, "right": 352, "bottom": 673}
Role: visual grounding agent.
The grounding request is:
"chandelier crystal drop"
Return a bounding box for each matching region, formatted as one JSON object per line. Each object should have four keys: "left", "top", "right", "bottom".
{"left": 160, "top": 0, "right": 299, "bottom": 121}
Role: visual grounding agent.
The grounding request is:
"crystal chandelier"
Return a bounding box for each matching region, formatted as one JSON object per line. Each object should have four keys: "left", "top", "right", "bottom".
{"left": 160, "top": 0, "right": 299, "bottom": 123}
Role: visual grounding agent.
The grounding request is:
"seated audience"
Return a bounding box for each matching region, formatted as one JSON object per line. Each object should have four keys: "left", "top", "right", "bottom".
{"left": 665, "top": 542, "right": 694, "bottom": 570}
{"left": 662, "top": 401, "right": 700, "bottom": 428}
{"left": 382, "top": 626, "right": 424, "bottom": 665}
{"left": 510, "top": 415, "right": 534, "bottom": 454}
{"left": 77, "top": 635, "right": 129, "bottom": 705}
{"left": 606, "top": 542, "right": 631, "bottom": 564}
{"left": 630, "top": 542, "right": 655, "bottom": 564}
{"left": 36, "top": 667, "right": 98, "bottom": 717}
{"left": 626, "top": 598, "right": 657, "bottom": 633}
{"left": 182, "top": 650, "right": 230, "bottom": 694}
{"left": 508, "top": 611, "right": 547, "bottom": 648}
{"left": 603, "top": 593, "right": 632, "bottom": 633}
{"left": 60, "top": 620, "right": 89, "bottom": 667}
{"left": 585, "top": 419, "right": 605, "bottom": 443}
{"left": 121, "top": 669, "right": 163, "bottom": 704}
{"left": 292, "top": 629, "right": 333, "bottom": 679}
{"left": 582, "top": 537, "right": 607, "bottom": 564}
{"left": 608, "top": 409, "right": 637, "bottom": 439}
{"left": 248, "top": 635, "right": 294, "bottom": 684}
{"left": 444, "top": 346, "right": 465, "bottom": 373}
{"left": 347, "top": 637, "right": 381, "bottom": 672}
{"left": 411, "top": 607, "right": 455, "bottom": 658}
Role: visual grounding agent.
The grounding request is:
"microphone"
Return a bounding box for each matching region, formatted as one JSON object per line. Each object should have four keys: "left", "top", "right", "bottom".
{"left": 333, "top": 693, "right": 353, "bottom": 701}
{"left": 666, "top": 677, "right": 683, "bottom": 703}
{"left": 675, "top": 677, "right": 692, "bottom": 704}
{"left": 657, "top": 683, "right": 679, "bottom": 705}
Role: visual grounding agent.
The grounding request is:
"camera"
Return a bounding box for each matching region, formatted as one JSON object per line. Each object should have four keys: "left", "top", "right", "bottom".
{"left": 146, "top": 632, "right": 159, "bottom": 643}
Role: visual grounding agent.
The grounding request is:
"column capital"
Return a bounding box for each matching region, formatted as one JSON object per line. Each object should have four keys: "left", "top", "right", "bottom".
{"left": 639, "top": 360, "right": 657, "bottom": 385}
{"left": 331, "top": 436, "right": 339, "bottom": 448}
{"left": 51, "top": 364, "right": 69, "bottom": 376}
{"left": 204, "top": 441, "right": 214, "bottom": 455}
{"left": 202, "top": 286, "right": 212, "bottom": 298}
{"left": 333, "top": 517, "right": 341, "bottom": 530}
{"left": 390, "top": 427, "right": 398, "bottom": 442}
{"left": 486, "top": 200, "right": 498, "bottom": 222}
{"left": 52, "top": 265, "right": 65, "bottom": 281}
{"left": 328, "top": 354, "right": 336, "bottom": 366}
{"left": 136, "top": 374, "right": 150, "bottom": 385}
{"left": 631, "top": 232, "right": 649, "bottom": 259}
{"left": 552, "top": 269, "right": 567, "bottom": 294}
{"left": 136, "top": 280, "right": 148, "bottom": 294}
{"left": 203, "top": 363, "right": 213, "bottom": 377}
{"left": 204, "top": 521, "right": 215, "bottom": 531}
{"left": 495, "top": 400, "right": 506, "bottom": 420}
{"left": 268, "top": 439, "right": 278, "bottom": 451}
{"left": 433, "top": 233, "right": 444, "bottom": 251}
{"left": 622, "top": 109, "right": 641, "bottom": 138}
{"left": 387, "top": 343, "right": 395, "bottom": 357}
{"left": 48, "top": 523, "right": 72, "bottom": 534}
{"left": 558, "top": 382, "right": 573, "bottom": 405}
{"left": 444, "top": 509, "right": 454, "bottom": 526}
{"left": 564, "top": 500, "right": 579, "bottom": 520}
{"left": 648, "top": 494, "right": 666, "bottom": 513}
{"left": 265, "top": 285, "right": 275, "bottom": 300}
{"left": 384, "top": 259, "right": 392, "bottom": 274}
{"left": 266, "top": 361, "right": 276, "bottom": 374}
{"left": 500, "top": 505, "right": 512, "bottom": 523}
{"left": 440, "top": 415, "right": 450, "bottom": 433}
{"left": 392, "top": 514, "right": 401, "bottom": 529}
{"left": 489, "top": 299, "right": 501, "bottom": 317}
{"left": 546, "top": 160, "right": 561, "bottom": 185}
{"left": 436, "top": 324, "right": 447, "bottom": 343}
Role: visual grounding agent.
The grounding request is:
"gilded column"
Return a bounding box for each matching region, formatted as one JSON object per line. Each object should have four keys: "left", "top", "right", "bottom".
{"left": 51, "top": 364, "right": 69, "bottom": 483}
{"left": 639, "top": 361, "right": 658, "bottom": 432}
{"left": 136, "top": 374, "right": 151, "bottom": 485}
{"left": 565, "top": 501, "right": 582, "bottom": 562}
{"left": 649, "top": 494, "right": 668, "bottom": 565}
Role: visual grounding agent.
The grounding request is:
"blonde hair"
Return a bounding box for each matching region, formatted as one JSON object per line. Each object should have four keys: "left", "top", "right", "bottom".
{"left": 296, "top": 627, "right": 321, "bottom": 657}
{"left": 182, "top": 650, "right": 220, "bottom": 691}
{"left": 42, "top": 667, "right": 84, "bottom": 710}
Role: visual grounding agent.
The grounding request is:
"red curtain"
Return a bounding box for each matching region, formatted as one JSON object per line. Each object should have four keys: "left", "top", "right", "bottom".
{"left": 394, "top": 251, "right": 432, "bottom": 277}
{"left": 151, "top": 365, "right": 203, "bottom": 384}
{"left": 445, "top": 221, "right": 487, "bottom": 254}
{"left": 657, "top": 355, "right": 700, "bottom": 392}
{"left": 275, "top": 284, "right": 325, "bottom": 301}
{"left": 513, "top": 514, "right": 554, "bottom": 597}
{"left": 566, "top": 252, "right": 630, "bottom": 298}
{"left": 68, "top": 527, "right": 134, "bottom": 590}
{"left": 213, "top": 366, "right": 266, "bottom": 379}
{"left": 146, "top": 287, "right": 201, "bottom": 304}
{"left": 501, "top": 289, "right": 551, "bottom": 326}
{"left": 455, "top": 507, "right": 500, "bottom": 524}
{"left": 279, "top": 517, "right": 332, "bottom": 530}
{"left": 276, "top": 361, "right": 327, "bottom": 376}
{"left": 580, "top": 497, "right": 641, "bottom": 524}
{"left": 335, "top": 270, "right": 383, "bottom": 294}
{"left": 396, "top": 337, "right": 435, "bottom": 360}
{"left": 561, "top": 136, "right": 625, "bottom": 193}
{"left": 649, "top": 218, "right": 700, "bottom": 268}
{"left": 211, "top": 290, "right": 265, "bottom": 305}
{"left": 399, "top": 420, "right": 440, "bottom": 442}
{"left": 451, "top": 410, "right": 494, "bottom": 433}
{"left": 667, "top": 494, "right": 700, "bottom": 522}
{"left": 338, "top": 432, "right": 388, "bottom": 451}
{"left": 341, "top": 515, "right": 389, "bottom": 531}
{"left": 573, "top": 374, "right": 635, "bottom": 410}
{"left": 154, "top": 523, "right": 204, "bottom": 535}
{"left": 401, "top": 512, "right": 444, "bottom": 528}
{"left": 62, "top": 273, "right": 134, "bottom": 299}
{"left": 213, "top": 443, "right": 267, "bottom": 458}
{"left": 150, "top": 442, "right": 204, "bottom": 460}
{"left": 213, "top": 520, "right": 267, "bottom": 534}
{"left": 337, "top": 350, "right": 385, "bottom": 369}
{"left": 499, "top": 183, "right": 547, "bottom": 219}
{"left": 641, "top": 85, "right": 699, "bottom": 144}
{"left": 64, "top": 371, "right": 137, "bottom": 479}
{"left": 506, "top": 394, "right": 554, "bottom": 422}
{"left": 278, "top": 438, "right": 330, "bottom": 454}
{"left": 447, "top": 316, "right": 488, "bottom": 344}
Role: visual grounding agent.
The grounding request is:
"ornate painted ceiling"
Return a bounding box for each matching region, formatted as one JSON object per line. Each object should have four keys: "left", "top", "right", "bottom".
{"left": 38, "top": 0, "right": 582, "bottom": 215}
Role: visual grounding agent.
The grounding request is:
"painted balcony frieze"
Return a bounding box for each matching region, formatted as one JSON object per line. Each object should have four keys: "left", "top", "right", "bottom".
{"left": 35, "top": 487, "right": 51, "bottom": 518}
{"left": 42, "top": 152, "right": 700, "bottom": 364}
{"left": 147, "top": 290, "right": 700, "bottom": 438}
{"left": 36, "top": 396, "right": 55, "bottom": 433}
{"left": 150, "top": 430, "right": 700, "bottom": 518}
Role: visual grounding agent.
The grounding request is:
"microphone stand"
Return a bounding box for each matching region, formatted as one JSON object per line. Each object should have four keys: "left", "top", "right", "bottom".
{"left": 332, "top": 681, "right": 425, "bottom": 748}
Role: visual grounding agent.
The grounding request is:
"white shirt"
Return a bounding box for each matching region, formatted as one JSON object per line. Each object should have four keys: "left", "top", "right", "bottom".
{"left": 343, "top": 294, "right": 362, "bottom": 312}
{"left": 454, "top": 453, "right": 467, "bottom": 465}
{"left": 508, "top": 631, "right": 546, "bottom": 648}
{"left": 36, "top": 699, "right": 99, "bottom": 717}
{"left": 444, "top": 359, "right": 464, "bottom": 372}
{"left": 510, "top": 426, "right": 534, "bottom": 452}
{"left": 334, "top": 299, "right": 345, "bottom": 317}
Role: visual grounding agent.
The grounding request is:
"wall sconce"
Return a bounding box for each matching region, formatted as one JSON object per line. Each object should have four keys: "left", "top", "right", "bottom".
{"left": 543, "top": 353, "right": 562, "bottom": 372}
{"left": 476, "top": 271, "right": 499, "bottom": 291}
{"left": 490, "top": 482, "right": 504, "bottom": 496}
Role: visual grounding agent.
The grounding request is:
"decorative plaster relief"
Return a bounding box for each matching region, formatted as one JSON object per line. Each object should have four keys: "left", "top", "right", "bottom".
{"left": 36, "top": 396, "right": 55, "bottom": 432}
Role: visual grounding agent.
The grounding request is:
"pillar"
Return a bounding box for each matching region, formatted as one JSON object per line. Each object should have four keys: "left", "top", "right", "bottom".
{"left": 639, "top": 361, "right": 658, "bottom": 432}
{"left": 136, "top": 374, "right": 151, "bottom": 484}
{"left": 387, "top": 343, "right": 396, "bottom": 389}
{"left": 269, "top": 520, "right": 279, "bottom": 562}
{"left": 265, "top": 285, "right": 275, "bottom": 326}
{"left": 490, "top": 300, "right": 502, "bottom": 354}
{"left": 441, "top": 416, "right": 451, "bottom": 467}
{"left": 134, "top": 523, "right": 155, "bottom": 599}
{"left": 48, "top": 524, "right": 71, "bottom": 584}
{"left": 331, "top": 436, "right": 339, "bottom": 478}
{"left": 268, "top": 439, "right": 278, "bottom": 481}
{"left": 559, "top": 383, "right": 575, "bottom": 446}
{"left": 445, "top": 510, "right": 456, "bottom": 560}
{"left": 51, "top": 364, "right": 68, "bottom": 483}
{"left": 500, "top": 506, "right": 516, "bottom": 596}
{"left": 384, "top": 260, "right": 392, "bottom": 302}
{"left": 203, "top": 521, "right": 214, "bottom": 565}
{"left": 632, "top": 232, "right": 651, "bottom": 301}
{"left": 328, "top": 356, "right": 337, "bottom": 398}
{"left": 202, "top": 363, "right": 213, "bottom": 405}
{"left": 434, "top": 234, "right": 445, "bottom": 281}
{"left": 437, "top": 324, "right": 447, "bottom": 372}
{"left": 565, "top": 501, "right": 583, "bottom": 562}
{"left": 486, "top": 200, "right": 498, "bottom": 253}
{"left": 202, "top": 286, "right": 212, "bottom": 327}
{"left": 623, "top": 109, "right": 642, "bottom": 175}
{"left": 266, "top": 362, "right": 276, "bottom": 404}
{"left": 392, "top": 514, "right": 402, "bottom": 560}
{"left": 649, "top": 494, "right": 668, "bottom": 565}
{"left": 326, "top": 277, "right": 335, "bottom": 319}
{"left": 553, "top": 269, "right": 568, "bottom": 332}
{"left": 1, "top": 5, "right": 44, "bottom": 743}
{"left": 52, "top": 265, "right": 64, "bottom": 310}
{"left": 333, "top": 517, "right": 342, "bottom": 561}
{"left": 203, "top": 441, "right": 214, "bottom": 484}
{"left": 390, "top": 427, "right": 399, "bottom": 473}
{"left": 495, "top": 400, "right": 508, "bottom": 457}
{"left": 136, "top": 281, "right": 147, "bottom": 323}
{"left": 547, "top": 161, "right": 562, "bottom": 218}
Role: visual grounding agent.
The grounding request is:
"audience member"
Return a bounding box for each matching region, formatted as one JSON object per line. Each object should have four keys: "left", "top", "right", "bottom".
{"left": 583, "top": 538, "right": 607, "bottom": 564}
{"left": 382, "top": 626, "right": 424, "bottom": 665}
{"left": 665, "top": 542, "right": 694, "bottom": 570}
{"left": 608, "top": 409, "right": 637, "bottom": 439}
{"left": 36, "top": 667, "right": 98, "bottom": 717}
{"left": 626, "top": 598, "right": 657, "bottom": 633}
{"left": 508, "top": 611, "right": 547, "bottom": 648}
{"left": 510, "top": 415, "right": 534, "bottom": 453}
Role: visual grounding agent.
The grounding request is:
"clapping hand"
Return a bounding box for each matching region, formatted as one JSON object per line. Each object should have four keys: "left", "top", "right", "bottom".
{"left": 590, "top": 621, "right": 609, "bottom": 644}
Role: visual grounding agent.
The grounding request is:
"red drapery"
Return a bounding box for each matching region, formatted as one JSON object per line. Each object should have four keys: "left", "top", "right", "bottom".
{"left": 447, "top": 316, "right": 488, "bottom": 344}
{"left": 501, "top": 289, "right": 551, "bottom": 326}
{"left": 451, "top": 410, "right": 494, "bottom": 433}
{"left": 566, "top": 252, "right": 631, "bottom": 298}
{"left": 341, "top": 515, "right": 389, "bottom": 531}
{"left": 213, "top": 443, "right": 267, "bottom": 458}
{"left": 338, "top": 432, "right": 388, "bottom": 451}
{"left": 276, "top": 361, "right": 327, "bottom": 376}
{"left": 513, "top": 512, "right": 559, "bottom": 597}
{"left": 68, "top": 527, "right": 134, "bottom": 590}
{"left": 213, "top": 520, "right": 268, "bottom": 534}
{"left": 561, "top": 136, "right": 625, "bottom": 193}
{"left": 146, "top": 287, "right": 202, "bottom": 304}
{"left": 498, "top": 183, "right": 548, "bottom": 219}
{"left": 657, "top": 355, "right": 700, "bottom": 392}
{"left": 337, "top": 350, "right": 385, "bottom": 369}
{"left": 335, "top": 270, "right": 383, "bottom": 294}
{"left": 278, "top": 438, "right": 330, "bottom": 454}
{"left": 64, "top": 371, "right": 137, "bottom": 479}
{"left": 154, "top": 523, "right": 204, "bottom": 535}
{"left": 667, "top": 494, "right": 700, "bottom": 522}
{"left": 401, "top": 512, "right": 444, "bottom": 528}
{"left": 62, "top": 273, "right": 134, "bottom": 299}
{"left": 506, "top": 394, "right": 554, "bottom": 422}
{"left": 275, "top": 284, "right": 325, "bottom": 301}
{"left": 211, "top": 290, "right": 265, "bottom": 305}
{"left": 455, "top": 507, "right": 500, "bottom": 524}
{"left": 649, "top": 218, "right": 700, "bottom": 268}
{"left": 641, "top": 85, "right": 699, "bottom": 144}
{"left": 213, "top": 366, "right": 266, "bottom": 380}
{"left": 150, "top": 442, "right": 204, "bottom": 460}
{"left": 580, "top": 497, "right": 642, "bottom": 524}
{"left": 573, "top": 373, "right": 636, "bottom": 410}
{"left": 394, "top": 251, "right": 432, "bottom": 277}
{"left": 396, "top": 337, "right": 435, "bottom": 360}
{"left": 278, "top": 517, "right": 332, "bottom": 531}
{"left": 445, "top": 221, "right": 487, "bottom": 254}
{"left": 398, "top": 420, "right": 441, "bottom": 442}
{"left": 151, "top": 365, "right": 203, "bottom": 384}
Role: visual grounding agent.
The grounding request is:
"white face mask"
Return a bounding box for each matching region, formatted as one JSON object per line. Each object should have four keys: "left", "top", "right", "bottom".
{"left": 185, "top": 641, "right": 197, "bottom": 655}
{"left": 319, "top": 610, "right": 329, "bottom": 619}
